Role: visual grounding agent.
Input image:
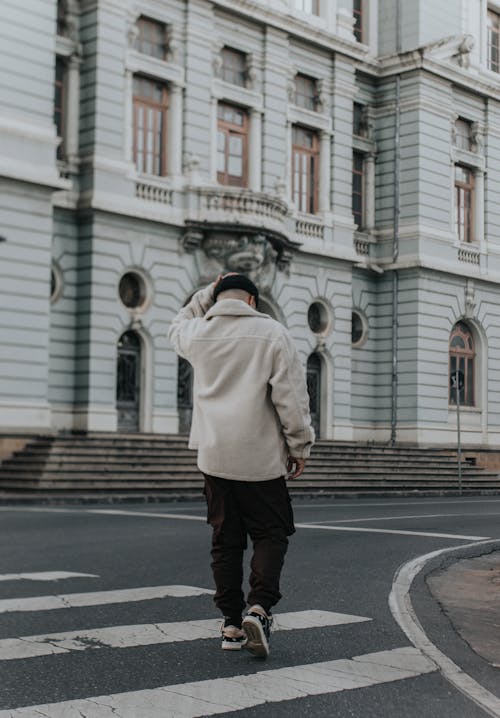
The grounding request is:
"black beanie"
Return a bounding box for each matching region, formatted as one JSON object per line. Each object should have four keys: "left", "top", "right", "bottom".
{"left": 213, "top": 274, "right": 259, "bottom": 306}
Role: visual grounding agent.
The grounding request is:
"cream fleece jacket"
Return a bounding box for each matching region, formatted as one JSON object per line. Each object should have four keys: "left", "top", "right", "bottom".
{"left": 169, "top": 284, "right": 315, "bottom": 481}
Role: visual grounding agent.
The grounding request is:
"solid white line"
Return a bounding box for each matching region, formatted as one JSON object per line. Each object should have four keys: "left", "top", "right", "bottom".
{"left": 0, "top": 571, "right": 98, "bottom": 582}
{"left": 0, "top": 585, "right": 214, "bottom": 614}
{"left": 0, "top": 609, "right": 371, "bottom": 661}
{"left": 295, "top": 523, "right": 489, "bottom": 540}
{"left": 303, "top": 513, "right": 462, "bottom": 525}
{"left": 0, "top": 646, "right": 435, "bottom": 716}
{"left": 389, "top": 539, "right": 500, "bottom": 717}
{"left": 293, "top": 498, "right": 500, "bottom": 510}
{"left": 88, "top": 509, "right": 206, "bottom": 521}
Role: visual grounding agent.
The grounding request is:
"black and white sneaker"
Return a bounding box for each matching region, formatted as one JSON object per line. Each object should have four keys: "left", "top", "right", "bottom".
{"left": 221, "top": 624, "right": 247, "bottom": 651}
{"left": 242, "top": 605, "right": 273, "bottom": 658}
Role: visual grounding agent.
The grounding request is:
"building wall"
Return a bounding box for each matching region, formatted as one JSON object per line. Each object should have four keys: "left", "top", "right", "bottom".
{"left": 2, "top": 0, "right": 500, "bottom": 446}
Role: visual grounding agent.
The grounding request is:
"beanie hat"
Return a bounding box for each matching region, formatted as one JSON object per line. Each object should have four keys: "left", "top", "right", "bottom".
{"left": 213, "top": 274, "right": 259, "bottom": 306}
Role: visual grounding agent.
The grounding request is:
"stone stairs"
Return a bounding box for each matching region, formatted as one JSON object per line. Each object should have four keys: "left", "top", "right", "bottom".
{"left": 0, "top": 433, "right": 499, "bottom": 498}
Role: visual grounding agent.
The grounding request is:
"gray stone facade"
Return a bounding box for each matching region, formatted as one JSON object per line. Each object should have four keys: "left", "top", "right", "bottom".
{"left": 1, "top": 0, "right": 500, "bottom": 446}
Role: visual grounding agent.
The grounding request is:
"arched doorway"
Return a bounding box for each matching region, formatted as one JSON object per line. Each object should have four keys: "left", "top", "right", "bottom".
{"left": 116, "top": 331, "right": 141, "bottom": 432}
{"left": 177, "top": 357, "right": 194, "bottom": 434}
{"left": 307, "top": 353, "right": 322, "bottom": 439}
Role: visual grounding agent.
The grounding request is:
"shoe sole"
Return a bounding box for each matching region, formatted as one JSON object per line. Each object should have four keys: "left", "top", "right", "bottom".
{"left": 242, "top": 615, "right": 269, "bottom": 658}
{"left": 221, "top": 639, "right": 247, "bottom": 651}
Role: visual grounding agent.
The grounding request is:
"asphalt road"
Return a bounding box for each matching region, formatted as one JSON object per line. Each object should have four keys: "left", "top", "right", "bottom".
{"left": 1, "top": 495, "right": 500, "bottom": 717}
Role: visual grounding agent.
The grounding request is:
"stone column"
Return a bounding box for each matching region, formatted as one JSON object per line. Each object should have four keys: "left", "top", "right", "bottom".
{"left": 319, "top": 130, "right": 331, "bottom": 212}
{"left": 364, "top": 151, "right": 376, "bottom": 232}
{"left": 65, "top": 52, "right": 82, "bottom": 167}
{"left": 474, "top": 168, "right": 484, "bottom": 245}
{"left": 167, "top": 83, "right": 183, "bottom": 177}
{"left": 248, "top": 108, "right": 262, "bottom": 192}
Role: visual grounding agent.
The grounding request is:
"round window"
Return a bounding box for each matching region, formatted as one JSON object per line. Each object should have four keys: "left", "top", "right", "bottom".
{"left": 307, "top": 302, "right": 329, "bottom": 334}
{"left": 351, "top": 311, "right": 366, "bottom": 346}
{"left": 50, "top": 262, "right": 63, "bottom": 303}
{"left": 119, "top": 272, "right": 146, "bottom": 309}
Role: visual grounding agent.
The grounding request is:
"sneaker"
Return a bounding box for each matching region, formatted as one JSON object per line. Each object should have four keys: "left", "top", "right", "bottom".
{"left": 221, "top": 624, "right": 248, "bottom": 651}
{"left": 242, "top": 605, "right": 273, "bottom": 658}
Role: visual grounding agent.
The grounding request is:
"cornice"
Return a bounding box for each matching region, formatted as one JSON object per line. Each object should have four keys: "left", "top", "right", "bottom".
{"left": 209, "top": 0, "right": 375, "bottom": 67}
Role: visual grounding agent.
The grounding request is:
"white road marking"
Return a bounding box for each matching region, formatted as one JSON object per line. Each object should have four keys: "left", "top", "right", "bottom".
{"left": 88, "top": 509, "right": 206, "bottom": 521}
{"left": 0, "top": 609, "right": 371, "bottom": 661}
{"left": 303, "top": 513, "right": 462, "bottom": 524}
{"left": 0, "top": 585, "right": 214, "bottom": 614}
{"left": 293, "top": 498, "right": 500, "bottom": 509}
{"left": 0, "top": 646, "right": 435, "bottom": 717}
{"left": 0, "top": 571, "right": 98, "bottom": 582}
{"left": 389, "top": 538, "right": 500, "bottom": 717}
{"left": 295, "top": 523, "right": 489, "bottom": 540}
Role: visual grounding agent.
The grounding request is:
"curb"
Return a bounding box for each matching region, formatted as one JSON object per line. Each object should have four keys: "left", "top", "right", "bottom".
{"left": 389, "top": 539, "right": 500, "bottom": 717}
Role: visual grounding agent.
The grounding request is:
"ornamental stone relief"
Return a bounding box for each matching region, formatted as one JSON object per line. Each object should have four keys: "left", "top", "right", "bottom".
{"left": 200, "top": 233, "right": 279, "bottom": 293}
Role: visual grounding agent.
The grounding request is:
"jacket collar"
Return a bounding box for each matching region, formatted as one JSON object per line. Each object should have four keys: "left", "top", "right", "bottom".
{"left": 205, "top": 299, "right": 269, "bottom": 320}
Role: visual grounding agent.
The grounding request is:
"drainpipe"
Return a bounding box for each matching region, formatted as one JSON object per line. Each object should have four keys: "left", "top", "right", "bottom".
{"left": 390, "top": 0, "right": 402, "bottom": 446}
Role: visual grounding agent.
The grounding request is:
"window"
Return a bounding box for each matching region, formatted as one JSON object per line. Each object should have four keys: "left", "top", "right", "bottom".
{"left": 54, "top": 57, "right": 66, "bottom": 160}
{"left": 353, "top": 0, "right": 363, "bottom": 42}
{"left": 295, "top": 74, "right": 317, "bottom": 111}
{"left": 488, "top": 9, "right": 500, "bottom": 72}
{"left": 455, "top": 165, "right": 474, "bottom": 243}
{"left": 133, "top": 76, "right": 169, "bottom": 176}
{"left": 56, "top": 0, "right": 67, "bottom": 36}
{"left": 353, "top": 103, "right": 366, "bottom": 137}
{"left": 449, "top": 322, "right": 475, "bottom": 406}
{"left": 307, "top": 302, "right": 329, "bottom": 334}
{"left": 351, "top": 311, "right": 367, "bottom": 346}
{"left": 221, "top": 47, "right": 247, "bottom": 87}
{"left": 135, "top": 16, "right": 167, "bottom": 60}
{"left": 352, "top": 151, "right": 364, "bottom": 228}
{"left": 294, "top": 0, "right": 319, "bottom": 15}
{"left": 217, "top": 103, "right": 248, "bottom": 187}
{"left": 292, "top": 126, "right": 319, "bottom": 214}
{"left": 119, "top": 272, "right": 147, "bottom": 310}
{"left": 454, "top": 118, "right": 472, "bottom": 151}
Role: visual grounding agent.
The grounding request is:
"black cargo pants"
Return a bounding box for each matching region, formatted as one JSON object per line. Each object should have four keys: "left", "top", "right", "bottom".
{"left": 203, "top": 474, "right": 295, "bottom": 620}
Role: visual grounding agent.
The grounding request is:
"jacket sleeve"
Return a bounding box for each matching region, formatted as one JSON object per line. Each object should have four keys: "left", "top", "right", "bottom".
{"left": 168, "top": 285, "right": 215, "bottom": 360}
{"left": 269, "top": 331, "right": 315, "bottom": 459}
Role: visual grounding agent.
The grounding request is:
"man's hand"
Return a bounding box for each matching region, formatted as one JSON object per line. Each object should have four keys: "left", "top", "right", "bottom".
{"left": 287, "top": 456, "right": 306, "bottom": 479}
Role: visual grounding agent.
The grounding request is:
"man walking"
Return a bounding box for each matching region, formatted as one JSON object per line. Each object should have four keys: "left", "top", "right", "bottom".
{"left": 169, "top": 273, "right": 314, "bottom": 657}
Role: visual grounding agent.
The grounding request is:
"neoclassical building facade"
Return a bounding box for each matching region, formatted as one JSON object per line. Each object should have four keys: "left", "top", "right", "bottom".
{"left": 2, "top": 0, "right": 500, "bottom": 446}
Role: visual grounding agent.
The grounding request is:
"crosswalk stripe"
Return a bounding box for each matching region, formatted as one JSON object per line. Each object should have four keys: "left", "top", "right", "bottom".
{"left": 0, "top": 585, "right": 214, "bottom": 614}
{"left": 0, "top": 609, "right": 371, "bottom": 661}
{"left": 0, "top": 571, "right": 98, "bottom": 582}
{"left": 0, "top": 646, "right": 435, "bottom": 716}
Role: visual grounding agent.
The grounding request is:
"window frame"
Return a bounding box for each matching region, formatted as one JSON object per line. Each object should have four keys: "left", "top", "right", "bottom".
{"left": 353, "top": 0, "right": 364, "bottom": 42}
{"left": 135, "top": 16, "right": 168, "bottom": 60}
{"left": 352, "top": 150, "right": 365, "bottom": 229}
{"left": 454, "top": 118, "right": 473, "bottom": 151}
{"left": 216, "top": 102, "right": 249, "bottom": 188}
{"left": 449, "top": 321, "right": 476, "bottom": 407}
{"left": 454, "top": 164, "right": 475, "bottom": 244}
{"left": 221, "top": 47, "right": 247, "bottom": 87}
{"left": 54, "top": 56, "right": 66, "bottom": 161}
{"left": 488, "top": 9, "right": 500, "bottom": 73}
{"left": 292, "top": 125, "right": 320, "bottom": 215}
{"left": 132, "top": 75, "right": 169, "bottom": 177}
{"left": 294, "top": 73, "right": 318, "bottom": 112}
{"left": 294, "top": 0, "right": 320, "bottom": 16}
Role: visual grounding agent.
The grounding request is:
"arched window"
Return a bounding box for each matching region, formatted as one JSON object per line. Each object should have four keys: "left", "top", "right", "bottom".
{"left": 449, "top": 321, "right": 475, "bottom": 406}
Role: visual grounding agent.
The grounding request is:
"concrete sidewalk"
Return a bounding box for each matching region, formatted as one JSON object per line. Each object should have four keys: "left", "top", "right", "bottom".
{"left": 428, "top": 551, "right": 500, "bottom": 671}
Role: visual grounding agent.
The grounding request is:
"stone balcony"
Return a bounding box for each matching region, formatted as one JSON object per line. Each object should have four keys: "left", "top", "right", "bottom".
{"left": 186, "top": 186, "right": 290, "bottom": 241}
